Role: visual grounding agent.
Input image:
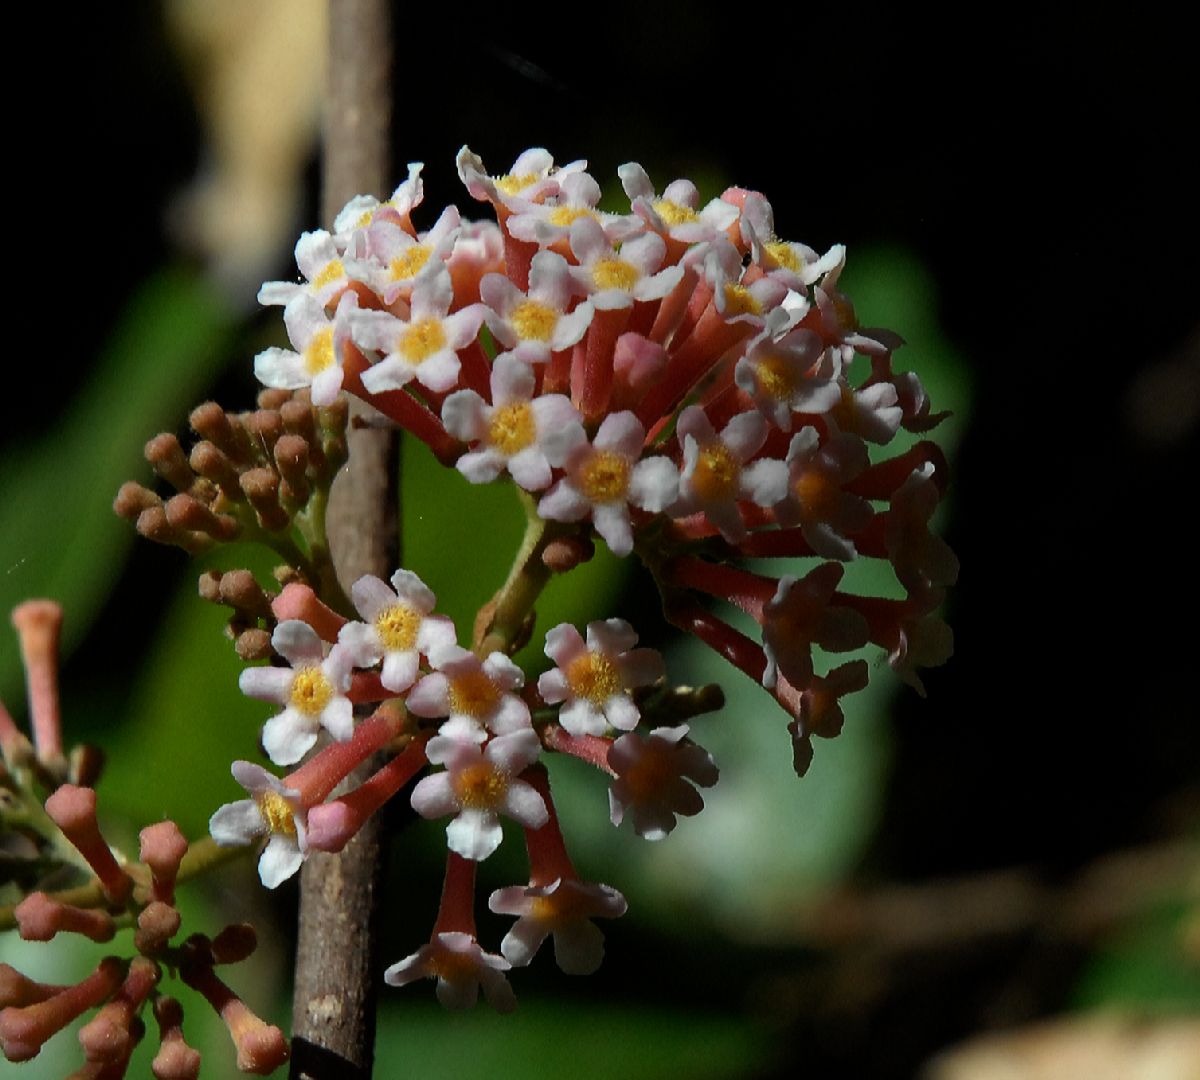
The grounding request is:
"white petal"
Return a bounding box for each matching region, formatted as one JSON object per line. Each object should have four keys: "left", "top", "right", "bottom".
{"left": 447, "top": 809, "right": 504, "bottom": 861}
{"left": 258, "top": 836, "right": 304, "bottom": 889}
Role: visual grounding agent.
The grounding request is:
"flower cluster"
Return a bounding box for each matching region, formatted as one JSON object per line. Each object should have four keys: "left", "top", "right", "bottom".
{"left": 103, "top": 145, "right": 957, "bottom": 1021}
{"left": 252, "top": 147, "right": 957, "bottom": 771}
{"left": 1, "top": 602, "right": 287, "bottom": 1077}
{"left": 208, "top": 572, "right": 717, "bottom": 1011}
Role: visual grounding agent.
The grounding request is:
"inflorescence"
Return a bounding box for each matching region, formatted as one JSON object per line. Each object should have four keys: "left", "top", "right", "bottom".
{"left": 3, "top": 145, "right": 958, "bottom": 1069}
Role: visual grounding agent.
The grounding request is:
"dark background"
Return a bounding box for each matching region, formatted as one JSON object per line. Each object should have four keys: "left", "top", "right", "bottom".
{"left": 5, "top": 5, "right": 1195, "bottom": 1077}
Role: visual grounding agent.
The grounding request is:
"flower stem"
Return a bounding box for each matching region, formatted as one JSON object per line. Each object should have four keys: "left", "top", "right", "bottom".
{"left": 474, "top": 490, "right": 576, "bottom": 657}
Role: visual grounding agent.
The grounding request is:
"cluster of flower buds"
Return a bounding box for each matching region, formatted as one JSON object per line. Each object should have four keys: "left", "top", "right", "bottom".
{"left": 114, "top": 389, "right": 350, "bottom": 602}
{"left": 250, "top": 147, "right": 957, "bottom": 774}
{"left": 1, "top": 602, "right": 287, "bottom": 1076}
{"left": 210, "top": 572, "right": 724, "bottom": 1010}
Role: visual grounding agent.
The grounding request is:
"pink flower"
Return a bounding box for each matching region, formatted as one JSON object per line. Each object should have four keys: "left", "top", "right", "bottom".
{"left": 337, "top": 569, "right": 456, "bottom": 693}
{"left": 257, "top": 229, "right": 350, "bottom": 309}
{"left": 406, "top": 645, "right": 531, "bottom": 744}
{"left": 760, "top": 565, "right": 869, "bottom": 691}
{"left": 618, "top": 163, "right": 740, "bottom": 245}
{"left": 671, "top": 406, "right": 788, "bottom": 542}
{"left": 538, "top": 412, "right": 679, "bottom": 557}
{"left": 209, "top": 762, "right": 307, "bottom": 888}
{"left": 538, "top": 620, "right": 665, "bottom": 736}
{"left": 774, "top": 427, "right": 874, "bottom": 560}
{"left": 608, "top": 724, "right": 718, "bottom": 840}
{"left": 481, "top": 250, "right": 594, "bottom": 365}
{"left": 410, "top": 730, "right": 548, "bottom": 861}
{"left": 345, "top": 268, "right": 485, "bottom": 394}
{"left": 489, "top": 878, "right": 627, "bottom": 974}
{"left": 384, "top": 931, "right": 515, "bottom": 1012}
{"left": 734, "top": 327, "right": 842, "bottom": 430}
{"left": 253, "top": 293, "right": 351, "bottom": 406}
{"left": 442, "top": 353, "right": 585, "bottom": 491}
{"left": 238, "top": 621, "right": 354, "bottom": 766}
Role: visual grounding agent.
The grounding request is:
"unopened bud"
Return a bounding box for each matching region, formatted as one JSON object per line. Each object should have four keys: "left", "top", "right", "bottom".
{"left": 210, "top": 924, "right": 257, "bottom": 965}
{"left": 542, "top": 535, "right": 594, "bottom": 573}
{"left": 139, "top": 821, "right": 189, "bottom": 904}
{"left": 246, "top": 410, "right": 284, "bottom": 457}
{"left": 273, "top": 435, "right": 311, "bottom": 504}
{"left": 134, "top": 901, "right": 182, "bottom": 956}
{"left": 78, "top": 957, "right": 158, "bottom": 1064}
{"left": 113, "top": 482, "right": 161, "bottom": 521}
{"left": 256, "top": 388, "right": 291, "bottom": 410}
{"left": 144, "top": 434, "right": 195, "bottom": 492}
{"left": 15, "top": 892, "right": 115, "bottom": 943}
{"left": 180, "top": 963, "right": 288, "bottom": 1075}
{"left": 217, "top": 570, "right": 272, "bottom": 619}
{"left": 0, "top": 956, "right": 123, "bottom": 1062}
{"left": 44, "top": 786, "right": 132, "bottom": 904}
{"left": 271, "top": 583, "right": 346, "bottom": 642}
{"left": 11, "top": 600, "right": 64, "bottom": 764}
{"left": 235, "top": 628, "right": 273, "bottom": 661}
{"left": 151, "top": 996, "right": 201, "bottom": 1080}
{"left": 164, "top": 495, "right": 238, "bottom": 541}
{"left": 239, "top": 469, "right": 290, "bottom": 531}
{"left": 136, "top": 507, "right": 210, "bottom": 555}
{"left": 188, "top": 441, "right": 240, "bottom": 497}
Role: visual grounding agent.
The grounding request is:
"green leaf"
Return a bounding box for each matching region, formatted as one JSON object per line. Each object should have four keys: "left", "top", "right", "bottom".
{"left": 0, "top": 267, "right": 235, "bottom": 707}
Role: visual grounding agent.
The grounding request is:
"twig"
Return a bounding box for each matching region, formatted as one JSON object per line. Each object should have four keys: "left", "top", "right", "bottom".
{"left": 290, "top": 2, "right": 393, "bottom": 1077}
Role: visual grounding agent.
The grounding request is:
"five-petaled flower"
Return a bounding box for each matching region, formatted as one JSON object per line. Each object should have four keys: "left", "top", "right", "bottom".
{"left": 239, "top": 620, "right": 354, "bottom": 766}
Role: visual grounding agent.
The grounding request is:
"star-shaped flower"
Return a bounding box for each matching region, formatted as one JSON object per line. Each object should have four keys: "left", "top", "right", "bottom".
{"left": 239, "top": 621, "right": 354, "bottom": 766}
{"left": 488, "top": 878, "right": 627, "bottom": 974}
{"left": 209, "top": 762, "right": 308, "bottom": 888}
{"left": 538, "top": 620, "right": 665, "bottom": 737}
{"left": 384, "top": 931, "right": 516, "bottom": 1012}
{"left": 410, "top": 730, "right": 548, "bottom": 861}
{"left": 442, "top": 353, "right": 585, "bottom": 491}
{"left": 337, "top": 569, "right": 456, "bottom": 693}
{"left": 607, "top": 724, "right": 718, "bottom": 841}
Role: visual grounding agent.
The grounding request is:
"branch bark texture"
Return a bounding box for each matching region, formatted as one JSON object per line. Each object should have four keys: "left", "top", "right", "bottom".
{"left": 291, "top": 2, "right": 393, "bottom": 1076}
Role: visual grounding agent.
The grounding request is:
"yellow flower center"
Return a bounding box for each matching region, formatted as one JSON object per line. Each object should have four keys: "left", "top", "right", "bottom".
{"left": 548, "top": 206, "right": 593, "bottom": 227}
{"left": 428, "top": 947, "right": 479, "bottom": 981}
{"left": 312, "top": 259, "right": 345, "bottom": 290}
{"left": 764, "top": 241, "right": 801, "bottom": 272}
{"left": 530, "top": 887, "right": 588, "bottom": 926}
{"left": 723, "top": 283, "right": 762, "bottom": 317}
{"left": 592, "top": 258, "right": 639, "bottom": 292}
{"left": 623, "top": 743, "right": 673, "bottom": 801}
{"left": 398, "top": 318, "right": 447, "bottom": 365}
{"left": 792, "top": 469, "right": 835, "bottom": 516}
{"left": 509, "top": 300, "right": 558, "bottom": 342}
{"left": 448, "top": 671, "right": 500, "bottom": 719}
{"left": 388, "top": 245, "right": 432, "bottom": 282}
{"left": 257, "top": 790, "right": 297, "bottom": 836}
{"left": 488, "top": 402, "right": 536, "bottom": 455}
{"left": 374, "top": 603, "right": 421, "bottom": 651}
{"left": 754, "top": 354, "right": 795, "bottom": 400}
{"left": 289, "top": 666, "right": 333, "bottom": 716}
{"left": 304, "top": 326, "right": 336, "bottom": 375}
{"left": 690, "top": 444, "right": 740, "bottom": 501}
{"left": 453, "top": 762, "right": 508, "bottom": 808}
{"left": 495, "top": 173, "right": 538, "bottom": 196}
{"left": 579, "top": 451, "right": 630, "bottom": 503}
{"left": 565, "top": 652, "right": 621, "bottom": 704}
{"left": 653, "top": 199, "right": 699, "bottom": 227}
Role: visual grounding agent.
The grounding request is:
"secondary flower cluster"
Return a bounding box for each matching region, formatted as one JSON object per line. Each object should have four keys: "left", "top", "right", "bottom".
{"left": 210, "top": 572, "right": 720, "bottom": 1009}
{"left": 1, "top": 601, "right": 287, "bottom": 1077}
{"left": 253, "top": 147, "right": 958, "bottom": 772}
